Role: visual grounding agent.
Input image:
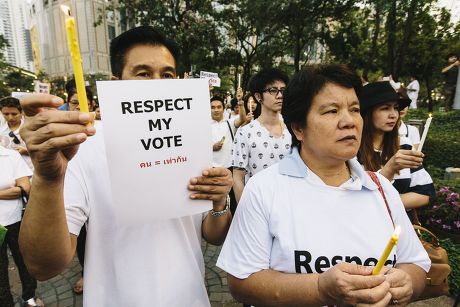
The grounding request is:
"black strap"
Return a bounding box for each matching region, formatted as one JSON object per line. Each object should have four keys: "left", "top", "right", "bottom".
{"left": 18, "top": 186, "right": 28, "bottom": 207}
{"left": 226, "top": 120, "right": 234, "bottom": 142}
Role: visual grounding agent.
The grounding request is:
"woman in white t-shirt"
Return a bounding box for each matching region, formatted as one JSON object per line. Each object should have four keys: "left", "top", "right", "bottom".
{"left": 217, "top": 65, "right": 429, "bottom": 306}
{"left": 0, "top": 146, "right": 43, "bottom": 306}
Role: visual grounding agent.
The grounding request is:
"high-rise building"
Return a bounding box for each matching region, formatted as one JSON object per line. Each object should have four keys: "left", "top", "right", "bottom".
{"left": 0, "top": 0, "right": 34, "bottom": 71}
{"left": 27, "top": 0, "right": 123, "bottom": 77}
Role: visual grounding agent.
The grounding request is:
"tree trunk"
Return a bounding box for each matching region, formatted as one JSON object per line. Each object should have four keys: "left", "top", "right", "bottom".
{"left": 386, "top": 0, "right": 397, "bottom": 77}
{"left": 294, "top": 31, "right": 301, "bottom": 72}
{"left": 425, "top": 77, "right": 433, "bottom": 112}
{"left": 394, "top": 0, "right": 418, "bottom": 80}
{"left": 363, "top": 0, "right": 381, "bottom": 79}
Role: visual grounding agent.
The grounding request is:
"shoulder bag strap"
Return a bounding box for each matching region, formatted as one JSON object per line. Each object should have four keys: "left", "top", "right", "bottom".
{"left": 226, "top": 120, "right": 234, "bottom": 142}
{"left": 367, "top": 171, "right": 395, "bottom": 228}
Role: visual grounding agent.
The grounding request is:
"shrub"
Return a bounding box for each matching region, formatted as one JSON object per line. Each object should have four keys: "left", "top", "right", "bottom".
{"left": 406, "top": 110, "right": 460, "bottom": 170}
{"left": 418, "top": 186, "right": 460, "bottom": 235}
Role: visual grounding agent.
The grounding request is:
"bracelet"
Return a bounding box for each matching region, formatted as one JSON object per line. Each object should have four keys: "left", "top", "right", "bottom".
{"left": 210, "top": 195, "right": 230, "bottom": 217}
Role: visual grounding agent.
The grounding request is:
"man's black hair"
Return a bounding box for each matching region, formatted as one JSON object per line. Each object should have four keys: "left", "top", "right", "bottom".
{"left": 0, "top": 96, "right": 21, "bottom": 112}
{"left": 249, "top": 68, "right": 289, "bottom": 99}
{"left": 210, "top": 96, "right": 225, "bottom": 108}
{"left": 447, "top": 53, "right": 458, "bottom": 60}
{"left": 282, "top": 64, "right": 362, "bottom": 148}
{"left": 109, "top": 26, "right": 180, "bottom": 78}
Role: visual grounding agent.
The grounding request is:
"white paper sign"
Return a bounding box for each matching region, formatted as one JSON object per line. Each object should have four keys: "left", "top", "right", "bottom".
{"left": 33, "top": 80, "right": 51, "bottom": 94}
{"left": 96, "top": 79, "right": 213, "bottom": 222}
{"left": 200, "top": 71, "right": 221, "bottom": 87}
{"left": 11, "top": 92, "right": 29, "bottom": 99}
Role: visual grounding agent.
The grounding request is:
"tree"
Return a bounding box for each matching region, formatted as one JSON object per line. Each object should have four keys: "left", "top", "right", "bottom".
{"left": 105, "top": 0, "right": 222, "bottom": 75}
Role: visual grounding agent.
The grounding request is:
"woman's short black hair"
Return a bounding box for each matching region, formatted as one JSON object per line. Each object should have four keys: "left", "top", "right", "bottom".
{"left": 109, "top": 26, "right": 180, "bottom": 78}
{"left": 282, "top": 64, "right": 362, "bottom": 148}
{"left": 249, "top": 68, "right": 289, "bottom": 99}
{"left": 0, "top": 97, "right": 21, "bottom": 112}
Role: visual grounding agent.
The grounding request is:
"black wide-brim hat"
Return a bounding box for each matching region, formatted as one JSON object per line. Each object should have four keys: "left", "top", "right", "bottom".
{"left": 357, "top": 81, "right": 411, "bottom": 113}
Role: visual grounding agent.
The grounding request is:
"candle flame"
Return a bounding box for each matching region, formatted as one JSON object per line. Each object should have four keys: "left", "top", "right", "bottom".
{"left": 428, "top": 113, "right": 432, "bottom": 118}
{"left": 394, "top": 225, "right": 401, "bottom": 236}
{"left": 60, "top": 5, "right": 71, "bottom": 16}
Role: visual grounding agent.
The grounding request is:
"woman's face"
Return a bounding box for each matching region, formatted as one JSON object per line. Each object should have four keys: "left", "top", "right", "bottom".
{"left": 1, "top": 106, "right": 22, "bottom": 128}
{"left": 247, "top": 97, "right": 257, "bottom": 112}
{"left": 294, "top": 83, "right": 362, "bottom": 163}
{"left": 68, "top": 93, "right": 80, "bottom": 111}
{"left": 372, "top": 102, "right": 399, "bottom": 133}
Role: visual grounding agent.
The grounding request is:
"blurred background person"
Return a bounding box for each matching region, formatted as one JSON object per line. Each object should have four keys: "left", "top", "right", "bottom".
{"left": 0, "top": 97, "right": 32, "bottom": 170}
{"left": 406, "top": 75, "right": 420, "bottom": 109}
{"left": 441, "top": 53, "right": 460, "bottom": 111}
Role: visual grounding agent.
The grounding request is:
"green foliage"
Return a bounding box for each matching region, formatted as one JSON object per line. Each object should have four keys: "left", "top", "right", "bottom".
{"left": 418, "top": 186, "right": 460, "bottom": 235}
{"left": 406, "top": 110, "right": 460, "bottom": 171}
{"left": 439, "top": 237, "right": 460, "bottom": 295}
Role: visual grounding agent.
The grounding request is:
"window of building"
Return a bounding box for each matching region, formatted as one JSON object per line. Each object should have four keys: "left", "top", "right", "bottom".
{"left": 108, "top": 25, "right": 116, "bottom": 41}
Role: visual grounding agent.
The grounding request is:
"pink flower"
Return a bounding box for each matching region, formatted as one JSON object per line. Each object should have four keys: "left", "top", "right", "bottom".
{"left": 440, "top": 187, "right": 451, "bottom": 193}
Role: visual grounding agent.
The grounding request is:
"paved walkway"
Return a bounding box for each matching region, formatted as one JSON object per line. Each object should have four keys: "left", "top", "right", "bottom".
{"left": 8, "top": 243, "right": 455, "bottom": 306}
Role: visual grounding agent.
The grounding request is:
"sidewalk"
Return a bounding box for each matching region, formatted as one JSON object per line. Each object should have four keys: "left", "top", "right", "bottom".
{"left": 9, "top": 243, "right": 455, "bottom": 306}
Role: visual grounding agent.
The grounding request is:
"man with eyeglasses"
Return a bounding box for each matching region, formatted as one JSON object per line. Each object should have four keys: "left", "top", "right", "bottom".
{"left": 232, "top": 68, "right": 292, "bottom": 203}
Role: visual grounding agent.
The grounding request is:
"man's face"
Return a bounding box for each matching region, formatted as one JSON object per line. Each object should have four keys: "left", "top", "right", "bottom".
{"left": 211, "top": 100, "right": 224, "bottom": 121}
{"left": 118, "top": 44, "right": 176, "bottom": 80}
{"left": 257, "top": 80, "right": 286, "bottom": 113}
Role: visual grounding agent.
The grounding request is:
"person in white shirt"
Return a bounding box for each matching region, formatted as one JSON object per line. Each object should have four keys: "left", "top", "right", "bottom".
{"left": 406, "top": 76, "right": 420, "bottom": 109}
{"left": 0, "top": 97, "right": 33, "bottom": 169}
{"left": 232, "top": 68, "right": 292, "bottom": 203}
{"left": 18, "top": 26, "right": 233, "bottom": 307}
{"left": 398, "top": 106, "right": 420, "bottom": 150}
{"left": 211, "top": 94, "right": 245, "bottom": 168}
{"left": 217, "top": 64, "right": 429, "bottom": 306}
{"left": 0, "top": 147, "right": 43, "bottom": 307}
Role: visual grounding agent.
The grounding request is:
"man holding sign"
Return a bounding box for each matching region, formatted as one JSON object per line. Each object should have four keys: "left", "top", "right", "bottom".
{"left": 18, "top": 26, "right": 232, "bottom": 306}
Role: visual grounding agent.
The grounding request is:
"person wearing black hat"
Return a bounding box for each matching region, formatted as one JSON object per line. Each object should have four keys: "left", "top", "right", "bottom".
{"left": 357, "top": 81, "right": 435, "bottom": 209}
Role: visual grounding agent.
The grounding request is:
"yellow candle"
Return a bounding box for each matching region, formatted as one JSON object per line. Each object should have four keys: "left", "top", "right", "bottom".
{"left": 372, "top": 226, "right": 401, "bottom": 275}
{"left": 61, "top": 5, "right": 89, "bottom": 113}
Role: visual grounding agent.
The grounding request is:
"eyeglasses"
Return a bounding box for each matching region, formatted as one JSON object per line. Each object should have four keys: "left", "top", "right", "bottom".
{"left": 263, "top": 87, "right": 285, "bottom": 96}
{"left": 8, "top": 131, "right": 20, "bottom": 144}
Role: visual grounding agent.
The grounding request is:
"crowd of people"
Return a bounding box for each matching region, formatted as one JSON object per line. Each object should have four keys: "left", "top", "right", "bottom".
{"left": 0, "top": 24, "right": 457, "bottom": 306}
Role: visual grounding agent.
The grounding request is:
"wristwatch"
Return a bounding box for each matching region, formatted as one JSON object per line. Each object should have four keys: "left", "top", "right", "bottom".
{"left": 210, "top": 195, "right": 230, "bottom": 217}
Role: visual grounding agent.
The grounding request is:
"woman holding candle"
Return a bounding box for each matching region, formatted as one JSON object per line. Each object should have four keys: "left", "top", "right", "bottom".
{"left": 217, "top": 65, "right": 430, "bottom": 306}
{"left": 357, "top": 82, "right": 435, "bottom": 209}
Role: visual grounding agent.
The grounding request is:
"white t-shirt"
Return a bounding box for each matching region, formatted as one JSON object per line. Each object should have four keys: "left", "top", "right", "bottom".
{"left": 0, "top": 120, "right": 33, "bottom": 170}
{"left": 0, "top": 146, "right": 32, "bottom": 226}
{"left": 217, "top": 147, "right": 430, "bottom": 281}
{"left": 64, "top": 122, "right": 210, "bottom": 307}
{"left": 231, "top": 119, "right": 291, "bottom": 182}
{"left": 407, "top": 80, "right": 420, "bottom": 109}
{"left": 212, "top": 118, "right": 236, "bottom": 168}
{"left": 398, "top": 122, "right": 420, "bottom": 147}
{"left": 392, "top": 137, "right": 435, "bottom": 197}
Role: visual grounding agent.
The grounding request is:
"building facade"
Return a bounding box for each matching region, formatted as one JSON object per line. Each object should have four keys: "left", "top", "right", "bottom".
{"left": 28, "top": 0, "right": 123, "bottom": 77}
{"left": 0, "top": 0, "right": 34, "bottom": 71}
